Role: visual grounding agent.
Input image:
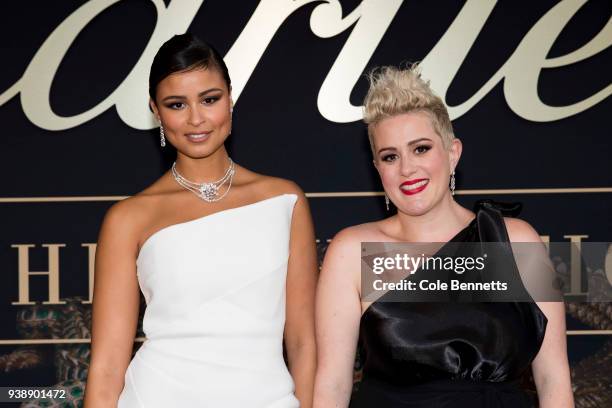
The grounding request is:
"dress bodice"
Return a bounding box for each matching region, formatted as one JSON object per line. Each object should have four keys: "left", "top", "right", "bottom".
{"left": 352, "top": 201, "right": 547, "bottom": 407}
{"left": 118, "top": 193, "right": 300, "bottom": 408}
{"left": 136, "top": 194, "right": 297, "bottom": 343}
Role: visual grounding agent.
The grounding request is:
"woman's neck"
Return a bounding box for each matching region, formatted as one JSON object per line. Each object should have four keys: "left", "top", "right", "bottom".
{"left": 174, "top": 147, "right": 231, "bottom": 183}
{"left": 391, "top": 195, "right": 474, "bottom": 242}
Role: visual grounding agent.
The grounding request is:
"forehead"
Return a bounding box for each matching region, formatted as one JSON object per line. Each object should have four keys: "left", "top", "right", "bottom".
{"left": 156, "top": 67, "right": 227, "bottom": 97}
{"left": 372, "top": 111, "right": 440, "bottom": 146}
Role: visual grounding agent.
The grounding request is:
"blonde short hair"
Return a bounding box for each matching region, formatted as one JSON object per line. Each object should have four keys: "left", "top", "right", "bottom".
{"left": 363, "top": 64, "right": 454, "bottom": 152}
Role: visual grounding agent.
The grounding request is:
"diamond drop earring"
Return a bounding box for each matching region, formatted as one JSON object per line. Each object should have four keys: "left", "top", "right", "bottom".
{"left": 385, "top": 194, "right": 390, "bottom": 211}
{"left": 450, "top": 171, "right": 456, "bottom": 196}
{"left": 159, "top": 123, "right": 166, "bottom": 147}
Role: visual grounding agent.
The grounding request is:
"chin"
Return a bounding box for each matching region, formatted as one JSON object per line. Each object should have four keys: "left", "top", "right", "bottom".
{"left": 393, "top": 194, "right": 439, "bottom": 217}
{"left": 176, "top": 141, "right": 223, "bottom": 159}
{"left": 396, "top": 205, "right": 432, "bottom": 217}
{"left": 392, "top": 185, "right": 449, "bottom": 217}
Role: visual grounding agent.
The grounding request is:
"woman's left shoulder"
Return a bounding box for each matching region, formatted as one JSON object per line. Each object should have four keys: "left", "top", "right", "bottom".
{"left": 252, "top": 174, "right": 306, "bottom": 200}
{"left": 503, "top": 217, "right": 542, "bottom": 243}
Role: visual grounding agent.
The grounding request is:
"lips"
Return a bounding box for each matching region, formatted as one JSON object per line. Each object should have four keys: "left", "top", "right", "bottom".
{"left": 185, "top": 131, "right": 211, "bottom": 142}
{"left": 400, "top": 178, "right": 429, "bottom": 195}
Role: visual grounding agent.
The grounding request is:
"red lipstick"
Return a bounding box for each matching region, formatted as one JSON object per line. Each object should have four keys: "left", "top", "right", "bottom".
{"left": 400, "top": 178, "right": 429, "bottom": 195}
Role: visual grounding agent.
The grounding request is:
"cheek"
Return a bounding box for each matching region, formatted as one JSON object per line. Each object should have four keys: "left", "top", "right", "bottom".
{"left": 378, "top": 165, "right": 399, "bottom": 186}
{"left": 160, "top": 110, "right": 184, "bottom": 130}
{"left": 209, "top": 106, "right": 231, "bottom": 127}
{"left": 423, "top": 153, "right": 449, "bottom": 178}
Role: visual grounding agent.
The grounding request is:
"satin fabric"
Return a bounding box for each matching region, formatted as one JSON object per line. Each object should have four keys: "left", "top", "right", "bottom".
{"left": 350, "top": 201, "right": 547, "bottom": 407}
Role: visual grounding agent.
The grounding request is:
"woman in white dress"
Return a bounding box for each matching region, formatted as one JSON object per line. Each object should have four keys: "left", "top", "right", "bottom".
{"left": 84, "top": 33, "right": 317, "bottom": 407}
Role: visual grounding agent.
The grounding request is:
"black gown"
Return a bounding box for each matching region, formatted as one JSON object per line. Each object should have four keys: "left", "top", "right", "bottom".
{"left": 350, "top": 201, "right": 548, "bottom": 408}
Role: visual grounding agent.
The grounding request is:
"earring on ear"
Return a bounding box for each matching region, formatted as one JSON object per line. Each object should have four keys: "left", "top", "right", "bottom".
{"left": 159, "top": 122, "right": 166, "bottom": 147}
{"left": 450, "top": 171, "right": 456, "bottom": 196}
{"left": 385, "top": 194, "right": 390, "bottom": 211}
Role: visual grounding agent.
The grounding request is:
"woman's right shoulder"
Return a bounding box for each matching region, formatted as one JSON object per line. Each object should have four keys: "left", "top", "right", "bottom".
{"left": 320, "top": 222, "right": 384, "bottom": 292}
{"left": 334, "top": 219, "right": 387, "bottom": 241}
{"left": 326, "top": 221, "right": 383, "bottom": 255}
{"left": 102, "top": 174, "right": 173, "bottom": 226}
{"left": 99, "top": 192, "right": 163, "bottom": 239}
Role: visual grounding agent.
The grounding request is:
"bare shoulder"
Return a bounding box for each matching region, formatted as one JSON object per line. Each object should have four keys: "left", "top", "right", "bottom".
{"left": 504, "top": 217, "right": 542, "bottom": 243}
{"left": 320, "top": 223, "right": 381, "bottom": 296}
{"left": 334, "top": 222, "right": 379, "bottom": 243}
{"left": 99, "top": 193, "right": 161, "bottom": 242}
{"left": 102, "top": 196, "right": 147, "bottom": 236}
{"left": 327, "top": 221, "right": 381, "bottom": 255}
{"left": 106, "top": 171, "right": 177, "bottom": 227}
{"left": 261, "top": 175, "right": 304, "bottom": 196}
{"left": 244, "top": 171, "right": 306, "bottom": 201}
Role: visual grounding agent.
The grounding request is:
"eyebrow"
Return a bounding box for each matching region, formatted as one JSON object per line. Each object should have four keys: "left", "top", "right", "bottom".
{"left": 377, "top": 138, "right": 433, "bottom": 154}
{"left": 161, "top": 88, "right": 224, "bottom": 102}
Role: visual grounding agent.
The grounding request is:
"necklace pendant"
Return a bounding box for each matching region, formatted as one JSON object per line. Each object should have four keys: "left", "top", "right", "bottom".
{"left": 199, "top": 183, "right": 219, "bottom": 201}
{"left": 172, "top": 158, "right": 234, "bottom": 203}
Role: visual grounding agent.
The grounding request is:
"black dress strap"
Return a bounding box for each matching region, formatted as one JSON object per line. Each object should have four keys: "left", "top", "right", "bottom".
{"left": 473, "top": 199, "right": 521, "bottom": 243}
{"left": 474, "top": 199, "right": 522, "bottom": 217}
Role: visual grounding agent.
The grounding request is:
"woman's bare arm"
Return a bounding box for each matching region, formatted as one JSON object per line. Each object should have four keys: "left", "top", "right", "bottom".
{"left": 84, "top": 200, "right": 143, "bottom": 407}
{"left": 532, "top": 301, "right": 574, "bottom": 407}
{"left": 505, "top": 218, "right": 574, "bottom": 408}
{"left": 313, "top": 228, "right": 363, "bottom": 408}
{"left": 284, "top": 186, "right": 318, "bottom": 408}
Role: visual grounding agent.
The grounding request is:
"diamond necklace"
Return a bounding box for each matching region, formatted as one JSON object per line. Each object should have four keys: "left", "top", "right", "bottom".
{"left": 171, "top": 158, "right": 235, "bottom": 202}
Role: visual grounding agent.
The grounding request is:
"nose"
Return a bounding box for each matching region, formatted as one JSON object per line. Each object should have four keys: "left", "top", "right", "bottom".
{"left": 399, "top": 155, "right": 417, "bottom": 178}
{"left": 187, "top": 104, "right": 206, "bottom": 127}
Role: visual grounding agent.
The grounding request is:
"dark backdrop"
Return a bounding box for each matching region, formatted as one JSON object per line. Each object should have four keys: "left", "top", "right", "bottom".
{"left": 1, "top": 1, "right": 610, "bottom": 406}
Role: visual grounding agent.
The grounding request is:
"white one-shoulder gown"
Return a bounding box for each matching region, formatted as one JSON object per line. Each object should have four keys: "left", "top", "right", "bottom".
{"left": 117, "top": 194, "right": 300, "bottom": 407}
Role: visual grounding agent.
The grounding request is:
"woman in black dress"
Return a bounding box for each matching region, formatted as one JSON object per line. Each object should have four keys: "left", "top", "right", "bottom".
{"left": 313, "top": 65, "right": 573, "bottom": 407}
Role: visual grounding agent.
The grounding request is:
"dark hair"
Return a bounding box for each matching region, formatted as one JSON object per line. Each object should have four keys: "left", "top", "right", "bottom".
{"left": 148, "top": 33, "right": 231, "bottom": 102}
